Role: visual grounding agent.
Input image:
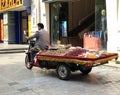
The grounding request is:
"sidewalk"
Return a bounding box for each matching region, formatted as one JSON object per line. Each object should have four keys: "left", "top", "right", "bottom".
{"left": 0, "top": 43, "right": 28, "bottom": 54}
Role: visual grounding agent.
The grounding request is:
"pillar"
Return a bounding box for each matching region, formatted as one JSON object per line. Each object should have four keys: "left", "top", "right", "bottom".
{"left": 106, "top": 0, "right": 118, "bottom": 53}
{"left": 40, "top": 0, "right": 49, "bottom": 31}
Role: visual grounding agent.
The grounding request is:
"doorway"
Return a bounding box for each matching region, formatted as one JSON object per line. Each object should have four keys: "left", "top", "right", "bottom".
{"left": 50, "top": 2, "right": 68, "bottom": 44}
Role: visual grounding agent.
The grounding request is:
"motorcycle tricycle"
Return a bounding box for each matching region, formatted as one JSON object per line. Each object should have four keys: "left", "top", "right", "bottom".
{"left": 25, "top": 40, "right": 118, "bottom": 80}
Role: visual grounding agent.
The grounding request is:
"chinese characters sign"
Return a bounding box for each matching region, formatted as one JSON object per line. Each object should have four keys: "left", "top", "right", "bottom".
{"left": 0, "top": 0, "right": 22, "bottom": 12}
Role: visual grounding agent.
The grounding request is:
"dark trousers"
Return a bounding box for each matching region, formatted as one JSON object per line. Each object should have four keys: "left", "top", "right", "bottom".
{"left": 30, "top": 49, "right": 39, "bottom": 62}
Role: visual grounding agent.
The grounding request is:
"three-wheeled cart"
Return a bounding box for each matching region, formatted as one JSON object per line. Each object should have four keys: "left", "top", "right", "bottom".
{"left": 26, "top": 47, "right": 118, "bottom": 80}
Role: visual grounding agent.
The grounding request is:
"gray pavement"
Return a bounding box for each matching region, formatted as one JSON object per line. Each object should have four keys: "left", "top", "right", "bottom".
{"left": 0, "top": 53, "right": 120, "bottom": 95}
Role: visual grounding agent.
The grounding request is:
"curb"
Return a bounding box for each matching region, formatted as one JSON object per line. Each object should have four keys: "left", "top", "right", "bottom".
{"left": 0, "top": 48, "right": 27, "bottom": 54}
{"left": 0, "top": 50, "right": 26, "bottom": 54}
{"left": 0, "top": 48, "right": 27, "bottom": 51}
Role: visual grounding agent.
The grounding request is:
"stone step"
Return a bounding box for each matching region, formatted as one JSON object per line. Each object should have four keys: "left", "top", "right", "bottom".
{"left": 0, "top": 49, "right": 27, "bottom": 54}
{"left": 0, "top": 48, "right": 27, "bottom": 51}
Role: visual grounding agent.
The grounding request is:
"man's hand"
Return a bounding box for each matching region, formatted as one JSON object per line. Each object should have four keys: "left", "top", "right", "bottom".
{"left": 25, "top": 36, "right": 29, "bottom": 40}
{"left": 25, "top": 36, "right": 29, "bottom": 43}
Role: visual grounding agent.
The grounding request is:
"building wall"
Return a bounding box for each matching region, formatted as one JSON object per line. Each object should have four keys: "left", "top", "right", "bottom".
{"left": 68, "top": 0, "right": 95, "bottom": 31}
{"left": 37, "top": 0, "right": 95, "bottom": 33}
{"left": 31, "top": 0, "right": 50, "bottom": 33}
{"left": 34, "top": 0, "right": 120, "bottom": 53}
{"left": 36, "top": 0, "right": 95, "bottom": 46}
{"left": 40, "top": 1, "right": 50, "bottom": 32}
{"left": 45, "top": 3, "right": 50, "bottom": 32}
{"left": 106, "top": 0, "right": 120, "bottom": 52}
{"left": 0, "top": 0, "right": 31, "bottom": 44}
{"left": 31, "top": 0, "right": 41, "bottom": 34}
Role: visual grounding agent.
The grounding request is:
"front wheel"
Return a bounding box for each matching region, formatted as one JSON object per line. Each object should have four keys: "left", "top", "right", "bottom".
{"left": 56, "top": 64, "right": 71, "bottom": 80}
{"left": 25, "top": 55, "right": 33, "bottom": 70}
{"left": 80, "top": 67, "right": 92, "bottom": 74}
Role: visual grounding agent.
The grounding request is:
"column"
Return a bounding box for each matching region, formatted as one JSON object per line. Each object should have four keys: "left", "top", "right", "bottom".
{"left": 31, "top": 0, "right": 38, "bottom": 33}
{"left": 40, "top": 0, "right": 49, "bottom": 31}
{"left": 106, "top": 0, "right": 118, "bottom": 53}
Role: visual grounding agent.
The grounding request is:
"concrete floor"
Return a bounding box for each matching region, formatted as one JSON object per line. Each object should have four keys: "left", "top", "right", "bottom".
{"left": 0, "top": 53, "right": 120, "bottom": 95}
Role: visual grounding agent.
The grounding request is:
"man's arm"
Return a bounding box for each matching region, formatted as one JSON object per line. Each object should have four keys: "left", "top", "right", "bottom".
{"left": 26, "top": 31, "right": 38, "bottom": 40}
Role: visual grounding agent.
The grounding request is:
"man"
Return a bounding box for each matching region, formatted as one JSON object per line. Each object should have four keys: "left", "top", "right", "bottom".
{"left": 26, "top": 23, "right": 50, "bottom": 50}
{"left": 26, "top": 23, "right": 50, "bottom": 62}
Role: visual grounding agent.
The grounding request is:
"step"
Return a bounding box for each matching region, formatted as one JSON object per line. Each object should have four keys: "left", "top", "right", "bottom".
{"left": 0, "top": 48, "right": 27, "bottom": 51}
{"left": 0, "top": 49, "right": 26, "bottom": 54}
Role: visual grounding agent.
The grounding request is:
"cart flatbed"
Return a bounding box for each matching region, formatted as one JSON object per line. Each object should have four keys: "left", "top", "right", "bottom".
{"left": 33, "top": 48, "right": 118, "bottom": 80}
{"left": 35, "top": 50, "right": 118, "bottom": 67}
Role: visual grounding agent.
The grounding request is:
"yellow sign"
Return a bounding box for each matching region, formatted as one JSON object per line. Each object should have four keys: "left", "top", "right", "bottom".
{"left": 0, "top": 0, "right": 22, "bottom": 12}
{"left": 28, "top": 15, "right": 32, "bottom": 36}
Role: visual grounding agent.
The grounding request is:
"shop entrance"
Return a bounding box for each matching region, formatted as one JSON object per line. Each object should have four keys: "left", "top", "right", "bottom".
{"left": 14, "top": 11, "right": 28, "bottom": 44}
{"left": 50, "top": 2, "right": 68, "bottom": 44}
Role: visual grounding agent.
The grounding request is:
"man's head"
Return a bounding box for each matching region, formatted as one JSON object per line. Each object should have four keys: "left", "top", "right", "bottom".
{"left": 101, "top": 9, "right": 106, "bottom": 16}
{"left": 37, "top": 23, "right": 44, "bottom": 30}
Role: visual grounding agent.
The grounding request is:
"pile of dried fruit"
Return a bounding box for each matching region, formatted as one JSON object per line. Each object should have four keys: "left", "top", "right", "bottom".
{"left": 40, "top": 49, "right": 71, "bottom": 56}
{"left": 40, "top": 46, "right": 106, "bottom": 58}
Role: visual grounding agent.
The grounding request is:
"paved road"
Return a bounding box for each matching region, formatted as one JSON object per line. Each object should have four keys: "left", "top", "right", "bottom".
{"left": 0, "top": 53, "right": 120, "bottom": 95}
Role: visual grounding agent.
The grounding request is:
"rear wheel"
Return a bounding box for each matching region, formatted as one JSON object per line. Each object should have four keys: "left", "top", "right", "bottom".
{"left": 56, "top": 64, "right": 71, "bottom": 80}
{"left": 80, "top": 67, "right": 92, "bottom": 74}
{"left": 25, "top": 55, "right": 33, "bottom": 70}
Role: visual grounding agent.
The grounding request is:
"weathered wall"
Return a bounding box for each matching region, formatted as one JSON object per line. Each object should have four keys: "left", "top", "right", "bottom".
{"left": 68, "top": 0, "right": 95, "bottom": 31}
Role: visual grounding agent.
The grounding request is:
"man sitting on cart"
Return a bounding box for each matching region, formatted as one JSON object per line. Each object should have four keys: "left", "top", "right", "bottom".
{"left": 25, "top": 23, "right": 50, "bottom": 63}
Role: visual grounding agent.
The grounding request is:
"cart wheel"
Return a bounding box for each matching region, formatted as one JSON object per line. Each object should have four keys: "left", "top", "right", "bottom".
{"left": 80, "top": 67, "right": 92, "bottom": 74}
{"left": 56, "top": 64, "right": 71, "bottom": 80}
{"left": 25, "top": 55, "right": 33, "bottom": 70}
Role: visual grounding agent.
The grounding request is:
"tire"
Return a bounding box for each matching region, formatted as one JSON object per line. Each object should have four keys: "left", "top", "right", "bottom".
{"left": 25, "top": 55, "right": 33, "bottom": 70}
{"left": 80, "top": 67, "right": 92, "bottom": 74}
{"left": 56, "top": 64, "right": 71, "bottom": 80}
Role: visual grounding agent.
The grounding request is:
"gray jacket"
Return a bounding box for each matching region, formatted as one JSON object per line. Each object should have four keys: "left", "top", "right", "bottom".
{"left": 28, "top": 29, "right": 50, "bottom": 50}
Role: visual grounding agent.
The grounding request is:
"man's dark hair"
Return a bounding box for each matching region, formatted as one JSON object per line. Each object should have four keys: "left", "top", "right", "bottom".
{"left": 37, "top": 23, "right": 44, "bottom": 29}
